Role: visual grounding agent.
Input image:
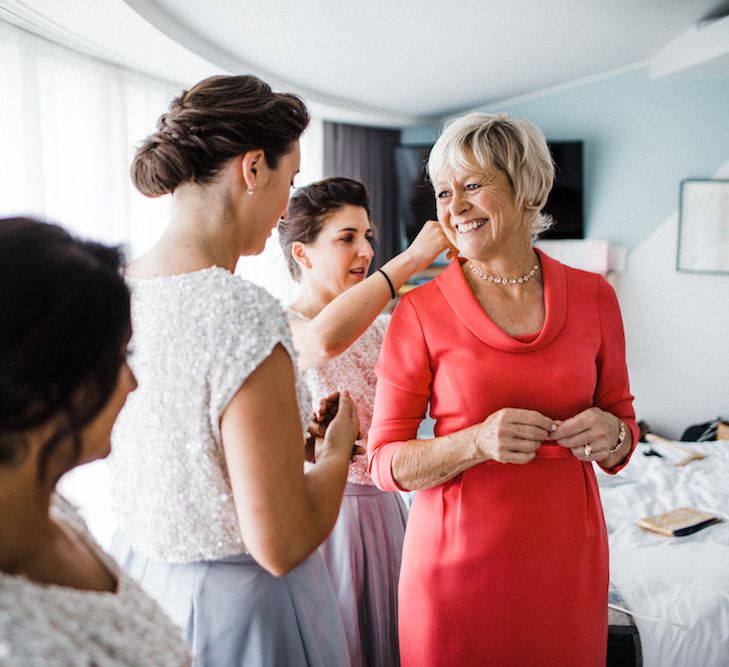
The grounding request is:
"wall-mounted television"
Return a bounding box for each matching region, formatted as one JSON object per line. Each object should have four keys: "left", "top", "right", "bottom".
{"left": 394, "top": 141, "right": 584, "bottom": 250}
{"left": 539, "top": 141, "right": 584, "bottom": 240}
{"left": 394, "top": 145, "right": 438, "bottom": 252}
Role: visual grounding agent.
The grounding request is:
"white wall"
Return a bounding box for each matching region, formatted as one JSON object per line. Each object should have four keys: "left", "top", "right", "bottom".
{"left": 620, "top": 160, "right": 729, "bottom": 438}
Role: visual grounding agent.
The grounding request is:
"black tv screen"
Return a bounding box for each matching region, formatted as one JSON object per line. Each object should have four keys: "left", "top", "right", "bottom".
{"left": 394, "top": 145, "right": 437, "bottom": 252}
{"left": 395, "top": 141, "right": 584, "bottom": 249}
{"left": 540, "top": 141, "right": 584, "bottom": 240}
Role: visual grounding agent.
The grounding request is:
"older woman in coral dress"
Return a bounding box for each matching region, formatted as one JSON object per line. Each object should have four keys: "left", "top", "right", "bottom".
{"left": 368, "top": 112, "right": 638, "bottom": 667}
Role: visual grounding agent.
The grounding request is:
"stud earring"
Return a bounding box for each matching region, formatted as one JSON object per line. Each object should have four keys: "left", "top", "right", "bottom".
{"left": 247, "top": 188, "right": 254, "bottom": 195}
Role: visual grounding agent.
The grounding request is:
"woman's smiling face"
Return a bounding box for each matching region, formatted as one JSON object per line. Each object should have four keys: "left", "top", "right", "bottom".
{"left": 434, "top": 165, "right": 527, "bottom": 261}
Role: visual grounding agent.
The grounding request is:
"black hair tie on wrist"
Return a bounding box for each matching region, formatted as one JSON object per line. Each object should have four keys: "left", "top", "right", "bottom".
{"left": 378, "top": 268, "right": 396, "bottom": 299}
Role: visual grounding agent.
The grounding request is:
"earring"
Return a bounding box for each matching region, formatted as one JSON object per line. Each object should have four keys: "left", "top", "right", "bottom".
{"left": 247, "top": 188, "right": 254, "bottom": 195}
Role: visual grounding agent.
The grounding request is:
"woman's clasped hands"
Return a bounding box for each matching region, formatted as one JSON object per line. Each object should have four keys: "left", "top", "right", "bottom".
{"left": 467, "top": 408, "right": 554, "bottom": 464}
{"left": 548, "top": 407, "right": 623, "bottom": 464}
{"left": 468, "top": 406, "right": 622, "bottom": 465}
{"left": 306, "top": 391, "right": 362, "bottom": 463}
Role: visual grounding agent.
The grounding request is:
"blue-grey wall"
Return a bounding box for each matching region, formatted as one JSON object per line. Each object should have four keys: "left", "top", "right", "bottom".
{"left": 402, "top": 66, "right": 729, "bottom": 249}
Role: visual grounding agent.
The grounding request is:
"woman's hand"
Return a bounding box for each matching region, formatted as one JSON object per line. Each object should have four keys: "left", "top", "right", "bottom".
{"left": 305, "top": 392, "right": 339, "bottom": 462}
{"left": 468, "top": 408, "right": 556, "bottom": 464}
{"left": 316, "top": 391, "right": 361, "bottom": 463}
{"left": 548, "top": 407, "right": 623, "bottom": 463}
{"left": 403, "top": 220, "right": 457, "bottom": 271}
{"left": 308, "top": 391, "right": 341, "bottom": 440}
{"left": 308, "top": 391, "right": 363, "bottom": 437}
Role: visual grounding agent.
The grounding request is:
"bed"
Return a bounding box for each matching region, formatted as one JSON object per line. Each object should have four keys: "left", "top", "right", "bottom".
{"left": 598, "top": 439, "right": 729, "bottom": 667}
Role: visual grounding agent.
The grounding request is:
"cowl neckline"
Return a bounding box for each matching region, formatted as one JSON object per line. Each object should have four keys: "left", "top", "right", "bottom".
{"left": 434, "top": 247, "right": 567, "bottom": 353}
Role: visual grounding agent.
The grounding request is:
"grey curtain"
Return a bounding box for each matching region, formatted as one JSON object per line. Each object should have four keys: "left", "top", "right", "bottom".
{"left": 323, "top": 122, "right": 400, "bottom": 266}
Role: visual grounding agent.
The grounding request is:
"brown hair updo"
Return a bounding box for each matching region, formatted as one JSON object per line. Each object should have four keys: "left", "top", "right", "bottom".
{"left": 131, "top": 75, "right": 309, "bottom": 197}
{"left": 278, "top": 177, "right": 373, "bottom": 281}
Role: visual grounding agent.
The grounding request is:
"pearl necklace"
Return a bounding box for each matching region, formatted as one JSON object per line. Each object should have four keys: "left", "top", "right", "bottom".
{"left": 468, "top": 261, "right": 539, "bottom": 285}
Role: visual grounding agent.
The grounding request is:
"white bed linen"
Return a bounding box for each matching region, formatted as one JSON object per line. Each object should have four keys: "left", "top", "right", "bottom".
{"left": 597, "top": 441, "right": 729, "bottom": 667}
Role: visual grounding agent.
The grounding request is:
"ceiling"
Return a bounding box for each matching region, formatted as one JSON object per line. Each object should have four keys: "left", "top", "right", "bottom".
{"left": 2, "top": 0, "right": 728, "bottom": 126}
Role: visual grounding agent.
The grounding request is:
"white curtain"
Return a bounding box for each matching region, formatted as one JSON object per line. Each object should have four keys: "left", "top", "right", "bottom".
{"left": 0, "top": 18, "right": 323, "bottom": 306}
{"left": 0, "top": 18, "right": 323, "bottom": 544}
{"left": 0, "top": 19, "right": 178, "bottom": 255}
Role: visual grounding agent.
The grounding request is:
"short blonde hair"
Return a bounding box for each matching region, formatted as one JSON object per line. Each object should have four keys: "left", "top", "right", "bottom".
{"left": 428, "top": 112, "right": 555, "bottom": 239}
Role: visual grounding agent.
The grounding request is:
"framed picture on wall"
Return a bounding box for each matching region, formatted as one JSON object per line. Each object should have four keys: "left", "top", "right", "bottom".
{"left": 677, "top": 179, "right": 729, "bottom": 273}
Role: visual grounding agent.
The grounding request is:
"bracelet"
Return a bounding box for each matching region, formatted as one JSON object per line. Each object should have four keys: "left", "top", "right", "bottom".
{"left": 378, "top": 268, "right": 396, "bottom": 299}
{"left": 608, "top": 420, "right": 626, "bottom": 454}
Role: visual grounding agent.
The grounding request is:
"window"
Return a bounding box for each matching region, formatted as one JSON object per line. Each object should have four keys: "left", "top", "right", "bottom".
{"left": 0, "top": 19, "right": 179, "bottom": 255}
{"left": 0, "top": 17, "right": 323, "bottom": 304}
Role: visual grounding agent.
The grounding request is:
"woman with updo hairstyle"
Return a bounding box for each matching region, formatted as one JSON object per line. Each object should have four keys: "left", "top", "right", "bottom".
{"left": 0, "top": 217, "right": 190, "bottom": 666}
{"left": 368, "top": 112, "right": 638, "bottom": 665}
{"left": 109, "top": 75, "right": 359, "bottom": 666}
{"left": 278, "top": 176, "right": 452, "bottom": 666}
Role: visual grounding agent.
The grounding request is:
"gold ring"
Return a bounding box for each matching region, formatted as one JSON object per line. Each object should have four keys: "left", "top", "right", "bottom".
{"left": 583, "top": 443, "right": 593, "bottom": 459}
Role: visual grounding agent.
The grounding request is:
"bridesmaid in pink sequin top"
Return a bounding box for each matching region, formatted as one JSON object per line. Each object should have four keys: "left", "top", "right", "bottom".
{"left": 279, "top": 177, "right": 453, "bottom": 667}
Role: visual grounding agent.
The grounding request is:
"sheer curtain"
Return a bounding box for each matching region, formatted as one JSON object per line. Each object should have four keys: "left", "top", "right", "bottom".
{"left": 0, "top": 20, "right": 180, "bottom": 545}
{"left": 0, "top": 19, "right": 178, "bottom": 255}
{"left": 0, "top": 17, "right": 323, "bottom": 306}
{"left": 323, "top": 121, "right": 400, "bottom": 266}
{"left": 0, "top": 18, "right": 323, "bottom": 544}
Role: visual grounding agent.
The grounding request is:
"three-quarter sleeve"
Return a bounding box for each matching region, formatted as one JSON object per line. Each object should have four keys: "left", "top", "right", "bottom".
{"left": 368, "top": 296, "right": 432, "bottom": 491}
{"left": 594, "top": 278, "right": 639, "bottom": 473}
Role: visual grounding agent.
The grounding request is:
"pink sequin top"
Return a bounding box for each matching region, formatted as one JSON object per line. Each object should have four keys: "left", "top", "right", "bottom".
{"left": 288, "top": 311, "right": 389, "bottom": 486}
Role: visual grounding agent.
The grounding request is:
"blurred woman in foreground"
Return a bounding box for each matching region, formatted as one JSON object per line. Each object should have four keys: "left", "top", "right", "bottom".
{"left": 0, "top": 217, "right": 189, "bottom": 666}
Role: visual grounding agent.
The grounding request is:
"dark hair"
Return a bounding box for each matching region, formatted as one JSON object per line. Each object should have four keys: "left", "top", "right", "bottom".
{"left": 0, "top": 217, "right": 131, "bottom": 480}
{"left": 131, "top": 75, "right": 309, "bottom": 197}
{"left": 277, "top": 177, "right": 373, "bottom": 280}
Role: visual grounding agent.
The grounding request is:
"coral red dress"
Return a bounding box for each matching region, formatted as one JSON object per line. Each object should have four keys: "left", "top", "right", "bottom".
{"left": 368, "top": 250, "right": 638, "bottom": 667}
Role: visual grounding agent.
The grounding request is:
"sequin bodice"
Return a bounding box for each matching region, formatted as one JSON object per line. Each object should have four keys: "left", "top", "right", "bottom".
{"left": 110, "top": 268, "right": 310, "bottom": 563}
{"left": 288, "top": 311, "right": 389, "bottom": 486}
{"left": 0, "top": 497, "right": 190, "bottom": 666}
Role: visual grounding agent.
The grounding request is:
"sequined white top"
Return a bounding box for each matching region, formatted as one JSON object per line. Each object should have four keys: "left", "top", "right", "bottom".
{"left": 0, "top": 497, "right": 190, "bottom": 666}
{"left": 110, "top": 268, "right": 310, "bottom": 563}
{"left": 288, "top": 311, "right": 389, "bottom": 486}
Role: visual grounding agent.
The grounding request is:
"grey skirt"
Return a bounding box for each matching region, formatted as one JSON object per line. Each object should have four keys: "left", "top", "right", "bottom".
{"left": 318, "top": 483, "right": 407, "bottom": 667}
{"left": 111, "top": 534, "right": 350, "bottom": 667}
